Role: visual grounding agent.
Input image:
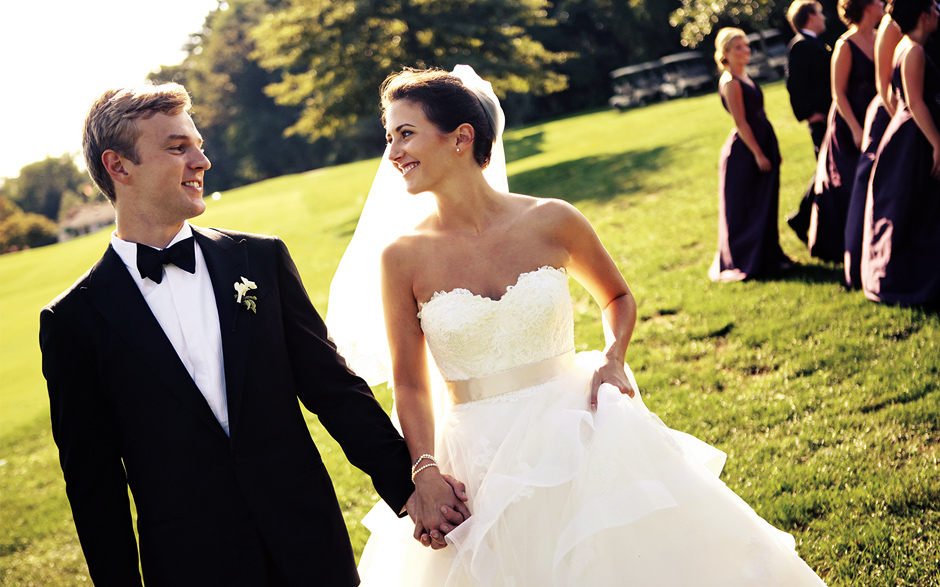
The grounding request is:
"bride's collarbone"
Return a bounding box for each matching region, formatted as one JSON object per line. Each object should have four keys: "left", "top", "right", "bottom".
{"left": 412, "top": 231, "right": 566, "bottom": 302}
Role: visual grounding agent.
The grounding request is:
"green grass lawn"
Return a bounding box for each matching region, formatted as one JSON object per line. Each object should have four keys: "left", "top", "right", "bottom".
{"left": 2, "top": 81, "right": 938, "bottom": 585}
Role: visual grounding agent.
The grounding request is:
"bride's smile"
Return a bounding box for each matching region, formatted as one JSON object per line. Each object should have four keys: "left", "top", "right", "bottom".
{"left": 385, "top": 99, "right": 463, "bottom": 195}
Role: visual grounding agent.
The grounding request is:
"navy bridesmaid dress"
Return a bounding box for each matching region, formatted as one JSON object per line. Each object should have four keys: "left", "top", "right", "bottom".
{"left": 809, "top": 40, "right": 877, "bottom": 263}
{"left": 844, "top": 95, "right": 892, "bottom": 288}
{"left": 710, "top": 77, "right": 791, "bottom": 282}
{"left": 862, "top": 47, "right": 940, "bottom": 305}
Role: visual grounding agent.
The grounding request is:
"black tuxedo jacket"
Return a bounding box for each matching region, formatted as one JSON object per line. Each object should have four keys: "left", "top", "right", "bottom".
{"left": 40, "top": 226, "right": 413, "bottom": 587}
{"left": 786, "top": 33, "right": 833, "bottom": 122}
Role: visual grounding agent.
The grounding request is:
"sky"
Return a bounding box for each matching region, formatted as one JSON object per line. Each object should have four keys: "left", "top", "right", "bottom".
{"left": 0, "top": 0, "right": 222, "bottom": 180}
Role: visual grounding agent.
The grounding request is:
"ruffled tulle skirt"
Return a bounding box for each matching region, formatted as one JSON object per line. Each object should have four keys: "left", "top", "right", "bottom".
{"left": 358, "top": 352, "right": 826, "bottom": 586}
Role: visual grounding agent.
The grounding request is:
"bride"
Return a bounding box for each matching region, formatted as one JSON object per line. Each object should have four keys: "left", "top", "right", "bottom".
{"left": 327, "top": 65, "right": 827, "bottom": 586}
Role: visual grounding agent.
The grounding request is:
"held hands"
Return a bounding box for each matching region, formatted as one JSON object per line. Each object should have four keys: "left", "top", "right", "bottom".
{"left": 406, "top": 468, "right": 470, "bottom": 549}
{"left": 589, "top": 359, "right": 637, "bottom": 412}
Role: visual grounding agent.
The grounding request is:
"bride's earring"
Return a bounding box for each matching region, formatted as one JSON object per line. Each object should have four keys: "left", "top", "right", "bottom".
{"left": 456, "top": 148, "right": 461, "bottom": 152}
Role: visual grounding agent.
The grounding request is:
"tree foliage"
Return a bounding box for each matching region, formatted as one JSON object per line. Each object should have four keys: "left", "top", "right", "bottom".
{"left": 670, "top": 0, "right": 780, "bottom": 48}
{"left": 250, "top": 0, "right": 569, "bottom": 141}
{"left": 0, "top": 210, "right": 59, "bottom": 253}
{"left": 0, "top": 194, "right": 22, "bottom": 223}
{"left": 145, "top": 0, "right": 700, "bottom": 185}
{"left": 5, "top": 155, "right": 85, "bottom": 222}
{"left": 150, "top": 0, "right": 341, "bottom": 191}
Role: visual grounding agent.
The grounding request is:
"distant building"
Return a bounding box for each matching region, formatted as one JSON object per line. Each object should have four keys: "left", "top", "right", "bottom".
{"left": 59, "top": 202, "right": 114, "bottom": 241}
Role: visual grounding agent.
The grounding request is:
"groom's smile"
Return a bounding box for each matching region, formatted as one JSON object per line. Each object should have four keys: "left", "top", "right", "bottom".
{"left": 119, "top": 111, "right": 211, "bottom": 235}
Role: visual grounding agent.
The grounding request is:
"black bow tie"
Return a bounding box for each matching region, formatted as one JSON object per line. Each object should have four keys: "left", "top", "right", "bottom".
{"left": 136, "top": 237, "right": 196, "bottom": 283}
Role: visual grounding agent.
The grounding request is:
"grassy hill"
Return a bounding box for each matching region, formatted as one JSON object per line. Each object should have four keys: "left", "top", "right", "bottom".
{"left": 2, "top": 81, "right": 937, "bottom": 585}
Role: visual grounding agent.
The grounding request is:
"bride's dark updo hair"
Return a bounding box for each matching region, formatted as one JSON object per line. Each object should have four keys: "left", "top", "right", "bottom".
{"left": 380, "top": 67, "right": 496, "bottom": 169}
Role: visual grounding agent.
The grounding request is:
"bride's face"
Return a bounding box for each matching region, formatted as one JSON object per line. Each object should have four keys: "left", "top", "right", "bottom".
{"left": 385, "top": 99, "right": 455, "bottom": 195}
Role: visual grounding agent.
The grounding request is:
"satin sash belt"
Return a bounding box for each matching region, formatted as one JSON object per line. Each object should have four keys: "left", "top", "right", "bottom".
{"left": 446, "top": 350, "right": 576, "bottom": 405}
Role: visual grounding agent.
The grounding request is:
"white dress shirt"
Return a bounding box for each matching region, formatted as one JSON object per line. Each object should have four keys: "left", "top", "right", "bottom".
{"left": 111, "top": 222, "right": 229, "bottom": 435}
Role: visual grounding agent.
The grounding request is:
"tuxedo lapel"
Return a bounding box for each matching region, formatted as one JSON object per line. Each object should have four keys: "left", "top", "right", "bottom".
{"left": 807, "top": 35, "right": 827, "bottom": 54}
{"left": 82, "top": 246, "right": 226, "bottom": 436}
{"left": 192, "top": 227, "right": 252, "bottom": 436}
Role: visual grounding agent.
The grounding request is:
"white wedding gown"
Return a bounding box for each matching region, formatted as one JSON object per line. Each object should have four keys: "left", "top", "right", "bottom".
{"left": 357, "top": 266, "right": 826, "bottom": 586}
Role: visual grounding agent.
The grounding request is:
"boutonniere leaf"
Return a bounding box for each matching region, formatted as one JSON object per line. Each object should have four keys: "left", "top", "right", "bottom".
{"left": 234, "top": 276, "right": 258, "bottom": 313}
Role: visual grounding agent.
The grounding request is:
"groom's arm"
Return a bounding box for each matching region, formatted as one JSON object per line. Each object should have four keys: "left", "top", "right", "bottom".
{"left": 270, "top": 237, "right": 415, "bottom": 514}
{"left": 40, "top": 306, "right": 143, "bottom": 587}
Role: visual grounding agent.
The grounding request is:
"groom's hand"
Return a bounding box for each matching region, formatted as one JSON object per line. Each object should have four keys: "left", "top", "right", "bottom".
{"left": 426, "top": 474, "right": 470, "bottom": 547}
{"left": 406, "top": 473, "right": 471, "bottom": 549}
{"left": 441, "top": 474, "right": 470, "bottom": 518}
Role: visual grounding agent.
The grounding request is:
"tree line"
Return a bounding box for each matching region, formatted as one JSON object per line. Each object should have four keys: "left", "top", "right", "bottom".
{"left": 0, "top": 156, "right": 98, "bottom": 253}
{"left": 4, "top": 0, "right": 822, "bottom": 253}
{"left": 146, "top": 0, "right": 840, "bottom": 192}
{"left": 148, "top": 0, "right": 685, "bottom": 191}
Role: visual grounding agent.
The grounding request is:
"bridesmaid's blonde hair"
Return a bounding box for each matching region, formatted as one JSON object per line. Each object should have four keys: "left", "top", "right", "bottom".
{"left": 714, "top": 27, "right": 748, "bottom": 72}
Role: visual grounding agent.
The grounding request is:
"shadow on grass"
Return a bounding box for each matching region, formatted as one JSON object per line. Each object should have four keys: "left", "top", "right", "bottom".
{"left": 505, "top": 131, "right": 545, "bottom": 162}
{"left": 753, "top": 262, "right": 846, "bottom": 285}
{"left": 510, "top": 148, "right": 671, "bottom": 204}
{"left": 689, "top": 321, "right": 735, "bottom": 340}
{"left": 905, "top": 301, "right": 940, "bottom": 318}
{"left": 860, "top": 381, "right": 937, "bottom": 414}
{"left": 331, "top": 214, "right": 362, "bottom": 239}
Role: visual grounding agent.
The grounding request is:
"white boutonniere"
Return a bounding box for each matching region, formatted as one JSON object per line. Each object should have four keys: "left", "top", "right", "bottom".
{"left": 234, "top": 276, "right": 258, "bottom": 313}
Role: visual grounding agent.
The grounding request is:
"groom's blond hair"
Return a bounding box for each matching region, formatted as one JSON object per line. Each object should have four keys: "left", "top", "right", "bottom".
{"left": 83, "top": 83, "right": 192, "bottom": 202}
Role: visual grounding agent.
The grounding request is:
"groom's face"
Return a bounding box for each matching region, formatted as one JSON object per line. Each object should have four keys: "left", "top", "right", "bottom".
{"left": 121, "top": 112, "right": 211, "bottom": 227}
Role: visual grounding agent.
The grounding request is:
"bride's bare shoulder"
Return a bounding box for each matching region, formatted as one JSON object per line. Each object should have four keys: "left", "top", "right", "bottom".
{"left": 508, "top": 193, "right": 576, "bottom": 216}
{"left": 510, "top": 193, "right": 585, "bottom": 228}
{"left": 380, "top": 217, "right": 445, "bottom": 276}
{"left": 382, "top": 232, "right": 424, "bottom": 266}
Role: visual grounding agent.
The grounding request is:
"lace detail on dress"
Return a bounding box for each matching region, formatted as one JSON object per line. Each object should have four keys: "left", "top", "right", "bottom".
{"left": 418, "top": 266, "right": 575, "bottom": 381}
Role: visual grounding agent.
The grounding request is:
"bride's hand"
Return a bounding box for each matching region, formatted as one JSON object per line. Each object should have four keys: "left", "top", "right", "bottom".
{"left": 408, "top": 471, "right": 471, "bottom": 549}
{"left": 590, "top": 360, "right": 637, "bottom": 411}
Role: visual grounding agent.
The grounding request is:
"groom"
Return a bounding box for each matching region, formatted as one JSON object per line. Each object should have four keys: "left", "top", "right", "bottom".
{"left": 39, "top": 83, "right": 459, "bottom": 587}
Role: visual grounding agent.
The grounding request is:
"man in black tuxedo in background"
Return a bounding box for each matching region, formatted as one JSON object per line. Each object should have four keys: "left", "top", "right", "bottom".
{"left": 39, "top": 83, "right": 467, "bottom": 587}
{"left": 785, "top": 0, "right": 833, "bottom": 241}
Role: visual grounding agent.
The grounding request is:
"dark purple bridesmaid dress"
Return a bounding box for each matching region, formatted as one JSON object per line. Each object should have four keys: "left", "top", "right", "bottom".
{"left": 862, "top": 47, "right": 940, "bottom": 305}
{"left": 809, "top": 40, "right": 877, "bottom": 263}
{"left": 710, "top": 77, "right": 791, "bottom": 282}
{"left": 844, "top": 95, "right": 892, "bottom": 288}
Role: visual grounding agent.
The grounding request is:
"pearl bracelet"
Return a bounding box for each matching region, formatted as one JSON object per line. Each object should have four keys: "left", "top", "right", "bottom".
{"left": 411, "top": 462, "right": 439, "bottom": 482}
{"left": 411, "top": 454, "right": 437, "bottom": 476}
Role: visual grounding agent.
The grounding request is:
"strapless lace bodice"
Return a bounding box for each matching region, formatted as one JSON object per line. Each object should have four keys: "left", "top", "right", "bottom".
{"left": 417, "top": 266, "right": 575, "bottom": 381}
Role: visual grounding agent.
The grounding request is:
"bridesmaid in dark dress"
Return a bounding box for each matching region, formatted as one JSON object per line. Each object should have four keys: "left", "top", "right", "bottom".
{"left": 845, "top": 8, "right": 903, "bottom": 287}
{"left": 809, "top": 0, "right": 884, "bottom": 262}
{"left": 710, "top": 27, "right": 792, "bottom": 282}
{"left": 863, "top": 0, "right": 940, "bottom": 305}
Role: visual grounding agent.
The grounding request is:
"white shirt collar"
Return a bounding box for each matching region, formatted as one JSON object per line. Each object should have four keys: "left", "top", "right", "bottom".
{"left": 111, "top": 222, "right": 194, "bottom": 279}
{"left": 800, "top": 29, "right": 818, "bottom": 38}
